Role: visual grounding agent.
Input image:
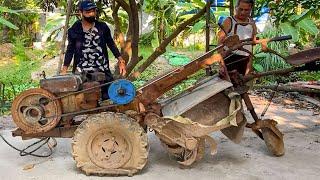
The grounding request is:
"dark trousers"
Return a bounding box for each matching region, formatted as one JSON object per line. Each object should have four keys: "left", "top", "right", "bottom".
{"left": 224, "top": 54, "right": 250, "bottom": 75}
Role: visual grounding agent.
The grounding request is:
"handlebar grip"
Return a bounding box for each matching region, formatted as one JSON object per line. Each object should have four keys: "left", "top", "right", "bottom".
{"left": 269, "top": 35, "right": 292, "bottom": 42}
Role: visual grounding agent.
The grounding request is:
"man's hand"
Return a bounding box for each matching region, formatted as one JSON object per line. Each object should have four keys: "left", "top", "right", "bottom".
{"left": 118, "top": 57, "right": 127, "bottom": 76}
{"left": 61, "top": 66, "right": 68, "bottom": 74}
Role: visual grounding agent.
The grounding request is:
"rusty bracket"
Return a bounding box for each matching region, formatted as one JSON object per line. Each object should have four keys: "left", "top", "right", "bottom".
{"left": 144, "top": 113, "right": 198, "bottom": 151}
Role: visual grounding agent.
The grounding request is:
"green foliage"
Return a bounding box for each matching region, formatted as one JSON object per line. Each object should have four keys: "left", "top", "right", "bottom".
{"left": 44, "top": 13, "right": 78, "bottom": 41}
{"left": 133, "top": 46, "right": 157, "bottom": 85}
{"left": 139, "top": 32, "right": 154, "bottom": 47}
{"left": 279, "top": 16, "right": 319, "bottom": 43}
{"left": 0, "top": 0, "right": 40, "bottom": 44}
{"left": 268, "top": 0, "right": 320, "bottom": 25}
{"left": 315, "top": 34, "right": 320, "bottom": 47}
{"left": 298, "top": 72, "right": 320, "bottom": 81}
{"left": 0, "top": 6, "right": 19, "bottom": 30}
{"left": 0, "top": 60, "right": 40, "bottom": 104}
{"left": 143, "top": 0, "right": 206, "bottom": 48}
{"left": 253, "top": 63, "right": 264, "bottom": 72}
{"left": 12, "top": 37, "right": 31, "bottom": 62}
{"left": 190, "top": 20, "right": 205, "bottom": 33}
{"left": 164, "top": 69, "right": 206, "bottom": 98}
{"left": 43, "top": 41, "right": 60, "bottom": 58}
{"left": 164, "top": 52, "right": 191, "bottom": 66}
{"left": 253, "top": 27, "right": 290, "bottom": 72}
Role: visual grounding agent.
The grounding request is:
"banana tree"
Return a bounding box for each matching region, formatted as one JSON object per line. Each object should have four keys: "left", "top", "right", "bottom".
{"left": 0, "top": 6, "right": 19, "bottom": 30}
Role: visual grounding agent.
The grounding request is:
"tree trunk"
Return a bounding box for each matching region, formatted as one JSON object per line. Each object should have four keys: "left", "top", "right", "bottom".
{"left": 113, "top": 0, "right": 139, "bottom": 74}
{"left": 57, "top": 0, "right": 73, "bottom": 75}
{"left": 1, "top": 13, "right": 9, "bottom": 43}
{"left": 1, "top": 26, "right": 9, "bottom": 43}
{"left": 112, "top": 2, "right": 128, "bottom": 76}
{"left": 125, "top": 0, "right": 140, "bottom": 75}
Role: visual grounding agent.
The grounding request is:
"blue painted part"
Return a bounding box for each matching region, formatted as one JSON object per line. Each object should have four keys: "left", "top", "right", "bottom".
{"left": 216, "top": 0, "right": 225, "bottom": 6}
{"left": 211, "top": 0, "right": 226, "bottom": 12}
{"left": 207, "top": 0, "right": 225, "bottom": 6}
{"left": 261, "top": 7, "right": 270, "bottom": 14}
{"left": 108, "top": 79, "right": 136, "bottom": 105}
{"left": 218, "top": 16, "right": 227, "bottom": 26}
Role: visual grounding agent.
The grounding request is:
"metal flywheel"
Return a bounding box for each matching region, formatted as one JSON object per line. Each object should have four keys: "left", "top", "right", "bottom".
{"left": 11, "top": 88, "right": 62, "bottom": 134}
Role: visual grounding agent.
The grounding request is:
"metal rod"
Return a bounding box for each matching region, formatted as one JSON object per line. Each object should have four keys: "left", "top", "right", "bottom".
{"left": 40, "top": 104, "right": 119, "bottom": 122}
{"left": 261, "top": 84, "right": 279, "bottom": 117}
{"left": 242, "top": 93, "right": 260, "bottom": 122}
{"left": 46, "top": 80, "right": 117, "bottom": 103}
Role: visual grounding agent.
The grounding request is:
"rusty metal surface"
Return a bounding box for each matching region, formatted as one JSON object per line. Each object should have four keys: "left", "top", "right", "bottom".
{"left": 248, "top": 119, "right": 285, "bottom": 156}
{"left": 145, "top": 90, "right": 243, "bottom": 166}
{"left": 59, "top": 82, "right": 100, "bottom": 113}
{"left": 161, "top": 76, "right": 233, "bottom": 117}
{"left": 145, "top": 113, "right": 202, "bottom": 166}
{"left": 59, "top": 93, "right": 82, "bottom": 113}
{"left": 80, "top": 82, "right": 100, "bottom": 109}
{"left": 137, "top": 44, "right": 224, "bottom": 106}
{"left": 40, "top": 75, "right": 82, "bottom": 93}
{"left": 182, "top": 92, "right": 230, "bottom": 125}
{"left": 12, "top": 126, "right": 77, "bottom": 139}
{"left": 182, "top": 92, "right": 247, "bottom": 143}
{"left": 286, "top": 47, "right": 320, "bottom": 66}
{"left": 11, "top": 88, "right": 62, "bottom": 134}
{"left": 86, "top": 72, "right": 106, "bottom": 82}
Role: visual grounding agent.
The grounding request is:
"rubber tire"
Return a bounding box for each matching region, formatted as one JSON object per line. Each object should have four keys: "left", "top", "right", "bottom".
{"left": 72, "top": 112, "right": 148, "bottom": 176}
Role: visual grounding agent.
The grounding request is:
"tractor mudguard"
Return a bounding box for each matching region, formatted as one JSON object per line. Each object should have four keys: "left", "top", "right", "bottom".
{"left": 160, "top": 76, "right": 246, "bottom": 143}
{"left": 160, "top": 76, "right": 233, "bottom": 117}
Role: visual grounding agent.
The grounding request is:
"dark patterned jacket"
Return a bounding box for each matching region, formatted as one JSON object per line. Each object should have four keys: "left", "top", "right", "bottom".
{"left": 63, "top": 20, "right": 121, "bottom": 72}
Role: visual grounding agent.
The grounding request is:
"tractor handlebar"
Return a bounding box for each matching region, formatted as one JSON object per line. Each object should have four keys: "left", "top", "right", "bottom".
{"left": 269, "top": 35, "right": 292, "bottom": 42}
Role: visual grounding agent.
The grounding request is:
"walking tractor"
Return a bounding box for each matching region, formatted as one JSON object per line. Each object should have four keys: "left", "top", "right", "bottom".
{"left": 8, "top": 29, "right": 320, "bottom": 176}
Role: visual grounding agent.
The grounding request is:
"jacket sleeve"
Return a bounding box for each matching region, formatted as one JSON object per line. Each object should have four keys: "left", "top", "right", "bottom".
{"left": 63, "top": 29, "right": 75, "bottom": 67}
{"left": 105, "top": 25, "right": 121, "bottom": 59}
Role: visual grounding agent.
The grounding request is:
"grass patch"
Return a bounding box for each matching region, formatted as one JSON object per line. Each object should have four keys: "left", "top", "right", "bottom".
{"left": 0, "top": 40, "right": 59, "bottom": 114}
{"left": 0, "top": 60, "right": 40, "bottom": 114}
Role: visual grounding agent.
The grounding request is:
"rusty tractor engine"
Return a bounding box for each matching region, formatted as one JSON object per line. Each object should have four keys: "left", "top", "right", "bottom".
{"left": 11, "top": 72, "right": 103, "bottom": 135}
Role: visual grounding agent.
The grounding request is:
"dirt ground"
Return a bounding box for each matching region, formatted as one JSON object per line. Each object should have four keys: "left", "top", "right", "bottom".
{"left": 0, "top": 95, "right": 319, "bottom": 180}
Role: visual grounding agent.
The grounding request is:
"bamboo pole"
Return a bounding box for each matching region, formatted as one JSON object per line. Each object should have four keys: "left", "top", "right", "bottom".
{"left": 57, "top": 0, "right": 73, "bottom": 75}
{"left": 205, "top": 0, "right": 212, "bottom": 76}
{"left": 205, "top": 0, "right": 211, "bottom": 52}
{"left": 230, "top": 0, "right": 234, "bottom": 16}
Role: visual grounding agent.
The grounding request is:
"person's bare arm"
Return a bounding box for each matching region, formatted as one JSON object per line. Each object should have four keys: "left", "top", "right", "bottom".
{"left": 245, "top": 22, "right": 258, "bottom": 75}
{"left": 217, "top": 18, "right": 232, "bottom": 78}
{"left": 218, "top": 17, "right": 232, "bottom": 45}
